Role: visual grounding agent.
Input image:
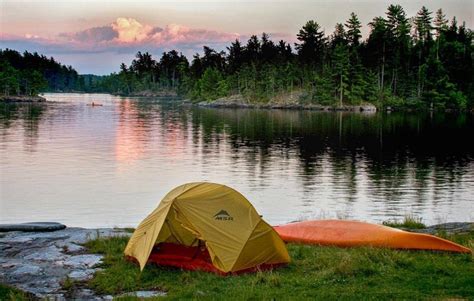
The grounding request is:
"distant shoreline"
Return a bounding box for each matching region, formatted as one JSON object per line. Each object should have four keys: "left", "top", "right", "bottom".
{"left": 3, "top": 92, "right": 470, "bottom": 113}
{"left": 0, "top": 95, "right": 47, "bottom": 103}
{"left": 196, "top": 100, "right": 378, "bottom": 113}
{"left": 112, "top": 90, "right": 178, "bottom": 97}
{"left": 188, "top": 93, "right": 377, "bottom": 112}
{"left": 191, "top": 94, "right": 472, "bottom": 113}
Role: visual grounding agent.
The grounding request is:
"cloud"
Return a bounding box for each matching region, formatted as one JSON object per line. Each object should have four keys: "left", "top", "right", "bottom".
{"left": 49, "top": 17, "right": 239, "bottom": 51}
{"left": 151, "top": 23, "right": 239, "bottom": 46}
{"left": 1, "top": 17, "right": 239, "bottom": 56}
{"left": 58, "top": 26, "right": 118, "bottom": 43}
{"left": 111, "top": 17, "right": 154, "bottom": 43}
{"left": 24, "top": 33, "right": 41, "bottom": 39}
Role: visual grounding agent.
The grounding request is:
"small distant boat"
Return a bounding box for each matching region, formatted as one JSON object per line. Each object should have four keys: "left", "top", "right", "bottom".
{"left": 87, "top": 102, "right": 103, "bottom": 107}
{"left": 274, "top": 220, "right": 471, "bottom": 253}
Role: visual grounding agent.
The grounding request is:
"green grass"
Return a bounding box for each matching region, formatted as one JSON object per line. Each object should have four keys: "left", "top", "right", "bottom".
{"left": 83, "top": 231, "right": 474, "bottom": 300}
{"left": 0, "top": 284, "right": 30, "bottom": 301}
{"left": 382, "top": 215, "right": 427, "bottom": 230}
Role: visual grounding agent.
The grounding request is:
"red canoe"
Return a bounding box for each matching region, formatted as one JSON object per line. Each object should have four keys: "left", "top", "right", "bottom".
{"left": 273, "top": 220, "right": 471, "bottom": 253}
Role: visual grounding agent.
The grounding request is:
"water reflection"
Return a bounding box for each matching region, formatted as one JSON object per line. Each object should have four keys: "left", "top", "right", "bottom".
{"left": 0, "top": 103, "right": 46, "bottom": 153}
{"left": 190, "top": 108, "right": 473, "bottom": 222}
{"left": 0, "top": 94, "right": 472, "bottom": 227}
{"left": 115, "top": 99, "right": 149, "bottom": 165}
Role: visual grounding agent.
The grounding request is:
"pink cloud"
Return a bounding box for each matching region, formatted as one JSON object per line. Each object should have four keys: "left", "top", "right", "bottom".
{"left": 53, "top": 17, "right": 239, "bottom": 50}
{"left": 58, "top": 26, "right": 117, "bottom": 43}
{"left": 0, "top": 17, "right": 245, "bottom": 68}
{"left": 111, "top": 17, "right": 154, "bottom": 43}
{"left": 151, "top": 23, "right": 240, "bottom": 46}
{"left": 1, "top": 17, "right": 294, "bottom": 57}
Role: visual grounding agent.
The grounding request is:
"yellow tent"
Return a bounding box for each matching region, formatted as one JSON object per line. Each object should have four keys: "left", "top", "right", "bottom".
{"left": 124, "top": 182, "right": 290, "bottom": 273}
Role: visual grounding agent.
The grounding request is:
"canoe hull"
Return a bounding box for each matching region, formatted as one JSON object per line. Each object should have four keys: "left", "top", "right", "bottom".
{"left": 274, "top": 220, "right": 471, "bottom": 253}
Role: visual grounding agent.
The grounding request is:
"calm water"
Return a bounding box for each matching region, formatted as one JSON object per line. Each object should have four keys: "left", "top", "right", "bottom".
{"left": 0, "top": 93, "right": 473, "bottom": 227}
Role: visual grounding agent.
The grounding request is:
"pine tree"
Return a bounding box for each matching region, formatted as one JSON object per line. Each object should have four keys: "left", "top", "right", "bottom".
{"left": 261, "top": 33, "right": 278, "bottom": 63}
{"left": 333, "top": 44, "right": 350, "bottom": 106}
{"left": 227, "top": 39, "right": 244, "bottom": 73}
{"left": 313, "top": 67, "right": 334, "bottom": 105}
{"left": 0, "top": 60, "right": 19, "bottom": 95}
{"left": 198, "top": 68, "right": 225, "bottom": 101}
{"left": 385, "top": 4, "right": 411, "bottom": 96}
{"left": 245, "top": 35, "right": 261, "bottom": 63}
{"left": 414, "top": 6, "right": 433, "bottom": 98}
{"left": 415, "top": 6, "right": 433, "bottom": 43}
{"left": 434, "top": 8, "right": 448, "bottom": 38}
{"left": 386, "top": 5, "right": 410, "bottom": 40}
{"left": 26, "top": 70, "right": 48, "bottom": 96}
{"left": 367, "top": 17, "right": 388, "bottom": 99}
{"left": 331, "top": 23, "right": 347, "bottom": 48}
{"left": 295, "top": 20, "right": 326, "bottom": 67}
{"left": 345, "top": 12, "right": 362, "bottom": 47}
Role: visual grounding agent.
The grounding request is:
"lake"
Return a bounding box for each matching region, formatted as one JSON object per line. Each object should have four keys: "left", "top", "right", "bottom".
{"left": 0, "top": 93, "right": 473, "bottom": 228}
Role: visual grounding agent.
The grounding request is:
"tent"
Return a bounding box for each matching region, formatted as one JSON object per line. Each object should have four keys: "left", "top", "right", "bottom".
{"left": 124, "top": 182, "right": 290, "bottom": 274}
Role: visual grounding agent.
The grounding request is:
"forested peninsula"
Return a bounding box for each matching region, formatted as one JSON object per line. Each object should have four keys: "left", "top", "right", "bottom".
{"left": 1, "top": 4, "right": 472, "bottom": 110}
{"left": 0, "top": 50, "right": 79, "bottom": 96}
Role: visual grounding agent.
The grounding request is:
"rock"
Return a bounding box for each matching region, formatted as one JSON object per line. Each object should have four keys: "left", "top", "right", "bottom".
{"left": 410, "top": 222, "right": 474, "bottom": 235}
{"left": 55, "top": 241, "right": 84, "bottom": 253}
{"left": 1, "top": 262, "right": 18, "bottom": 269}
{"left": 116, "top": 90, "right": 178, "bottom": 97}
{"left": 359, "top": 103, "right": 377, "bottom": 112}
{"left": 198, "top": 94, "right": 249, "bottom": 108}
{"left": 0, "top": 222, "right": 66, "bottom": 232}
{"left": 0, "top": 95, "right": 47, "bottom": 103}
{"left": 68, "top": 269, "right": 96, "bottom": 281}
{"left": 0, "top": 235, "right": 34, "bottom": 243}
{"left": 45, "top": 294, "right": 66, "bottom": 301}
{"left": 24, "top": 245, "right": 65, "bottom": 261}
{"left": 75, "top": 289, "right": 109, "bottom": 300}
{"left": 11, "top": 265, "right": 42, "bottom": 276}
{"left": 63, "top": 254, "right": 102, "bottom": 268}
{"left": 16, "top": 278, "right": 62, "bottom": 296}
{"left": 197, "top": 93, "right": 379, "bottom": 113}
{"left": 0, "top": 226, "right": 130, "bottom": 300}
{"left": 119, "top": 290, "right": 167, "bottom": 298}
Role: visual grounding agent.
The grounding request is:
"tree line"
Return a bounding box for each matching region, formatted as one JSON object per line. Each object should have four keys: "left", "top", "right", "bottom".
{"left": 0, "top": 49, "right": 82, "bottom": 96}
{"left": 1, "top": 4, "right": 472, "bottom": 109}
{"left": 98, "top": 5, "right": 472, "bottom": 109}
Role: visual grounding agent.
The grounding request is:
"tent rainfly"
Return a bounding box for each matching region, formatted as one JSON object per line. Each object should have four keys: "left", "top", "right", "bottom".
{"left": 124, "top": 182, "right": 290, "bottom": 274}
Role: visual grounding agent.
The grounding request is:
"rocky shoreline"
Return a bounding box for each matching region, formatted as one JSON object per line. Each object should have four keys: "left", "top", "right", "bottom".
{"left": 402, "top": 222, "right": 474, "bottom": 235}
{"left": 0, "top": 95, "right": 47, "bottom": 103}
{"left": 0, "top": 227, "right": 133, "bottom": 300}
{"left": 1, "top": 222, "right": 471, "bottom": 300}
{"left": 114, "top": 90, "right": 178, "bottom": 97}
{"left": 195, "top": 94, "right": 377, "bottom": 112}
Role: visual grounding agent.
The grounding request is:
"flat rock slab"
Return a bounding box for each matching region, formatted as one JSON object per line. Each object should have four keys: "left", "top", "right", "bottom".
{"left": 0, "top": 227, "right": 131, "bottom": 300}
{"left": 0, "top": 222, "right": 66, "bottom": 232}
{"left": 0, "top": 95, "right": 47, "bottom": 103}
{"left": 410, "top": 222, "right": 474, "bottom": 235}
{"left": 120, "top": 290, "right": 167, "bottom": 298}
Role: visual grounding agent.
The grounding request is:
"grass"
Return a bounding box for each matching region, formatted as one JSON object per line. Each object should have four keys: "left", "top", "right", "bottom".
{"left": 382, "top": 215, "right": 427, "bottom": 230}
{"left": 0, "top": 284, "right": 30, "bottom": 301}
{"left": 83, "top": 230, "right": 474, "bottom": 300}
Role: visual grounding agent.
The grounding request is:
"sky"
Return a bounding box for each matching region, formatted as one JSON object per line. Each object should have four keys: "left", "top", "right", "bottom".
{"left": 1, "top": 0, "right": 472, "bottom": 75}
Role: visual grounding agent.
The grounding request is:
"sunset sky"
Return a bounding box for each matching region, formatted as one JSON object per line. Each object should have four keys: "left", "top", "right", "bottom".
{"left": 1, "top": 0, "right": 472, "bottom": 74}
